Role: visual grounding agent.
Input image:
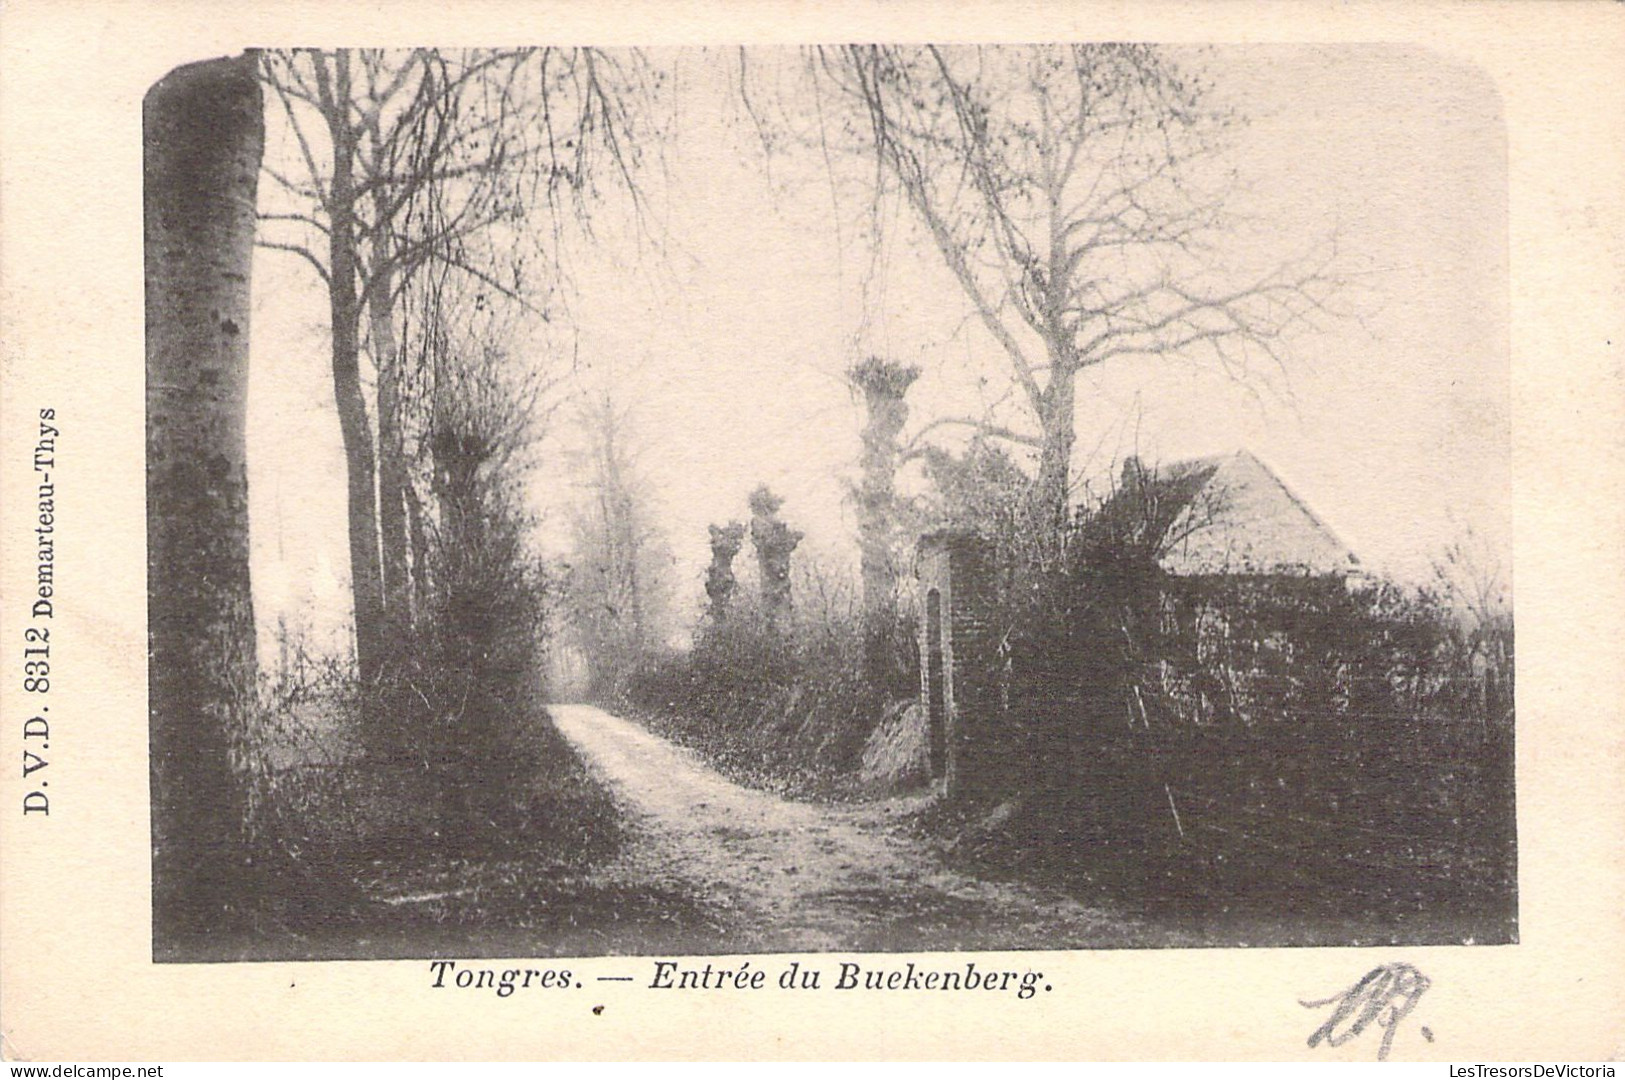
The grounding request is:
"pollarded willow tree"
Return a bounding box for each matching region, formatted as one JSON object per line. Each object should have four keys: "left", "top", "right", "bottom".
{"left": 749, "top": 485, "right": 803, "bottom": 627}
{"left": 257, "top": 48, "right": 655, "bottom": 696}
{"left": 847, "top": 356, "right": 920, "bottom": 620}
{"left": 415, "top": 287, "right": 555, "bottom": 817}
{"left": 806, "top": 45, "right": 1339, "bottom": 535}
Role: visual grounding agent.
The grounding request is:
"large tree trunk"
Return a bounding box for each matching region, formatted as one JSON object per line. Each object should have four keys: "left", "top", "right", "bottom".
{"left": 369, "top": 253, "right": 415, "bottom": 636}
{"left": 144, "top": 52, "right": 264, "bottom": 942}
{"left": 405, "top": 477, "right": 432, "bottom": 610}
{"left": 323, "top": 75, "right": 389, "bottom": 699}
{"left": 1033, "top": 359, "right": 1077, "bottom": 539}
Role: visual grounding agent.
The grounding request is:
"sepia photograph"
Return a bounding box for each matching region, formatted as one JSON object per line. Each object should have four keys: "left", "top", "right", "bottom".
{"left": 143, "top": 42, "right": 1519, "bottom": 966}
{"left": 5, "top": 0, "right": 1625, "bottom": 1062}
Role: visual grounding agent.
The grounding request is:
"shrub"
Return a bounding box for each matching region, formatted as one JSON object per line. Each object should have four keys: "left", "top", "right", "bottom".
{"left": 967, "top": 531, "right": 1517, "bottom": 940}
{"left": 618, "top": 580, "right": 917, "bottom": 799}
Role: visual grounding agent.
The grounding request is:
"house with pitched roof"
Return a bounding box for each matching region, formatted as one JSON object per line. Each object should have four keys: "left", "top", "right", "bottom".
{"left": 1113, "top": 449, "right": 1362, "bottom": 579}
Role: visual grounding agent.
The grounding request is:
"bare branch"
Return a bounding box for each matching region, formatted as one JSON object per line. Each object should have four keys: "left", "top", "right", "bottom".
{"left": 255, "top": 239, "right": 331, "bottom": 283}
{"left": 902, "top": 415, "right": 1043, "bottom": 457}
{"left": 257, "top": 210, "right": 330, "bottom": 236}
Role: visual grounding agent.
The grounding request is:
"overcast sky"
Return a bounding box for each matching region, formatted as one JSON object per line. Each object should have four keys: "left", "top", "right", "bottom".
{"left": 246, "top": 44, "right": 1509, "bottom": 654}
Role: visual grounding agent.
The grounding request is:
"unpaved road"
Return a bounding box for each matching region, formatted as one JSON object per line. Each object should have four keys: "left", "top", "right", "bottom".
{"left": 549, "top": 704, "right": 1141, "bottom": 953}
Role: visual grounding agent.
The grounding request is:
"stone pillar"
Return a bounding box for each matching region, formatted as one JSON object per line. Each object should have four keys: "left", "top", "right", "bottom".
{"left": 916, "top": 531, "right": 1002, "bottom": 799}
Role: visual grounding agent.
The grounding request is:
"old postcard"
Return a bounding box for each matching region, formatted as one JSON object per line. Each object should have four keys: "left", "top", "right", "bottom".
{"left": 2, "top": 0, "right": 1622, "bottom": 1063}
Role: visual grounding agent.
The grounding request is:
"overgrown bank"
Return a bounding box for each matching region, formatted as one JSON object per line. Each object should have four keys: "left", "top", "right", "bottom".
{"left": 918, "top": 511, "right": 1517, "bottom": 945}
{"left": 159, "top": 638, "right": 609, "bottom": 961}
{"left": 612, "top": 607, "right": 916, "bottom": 801}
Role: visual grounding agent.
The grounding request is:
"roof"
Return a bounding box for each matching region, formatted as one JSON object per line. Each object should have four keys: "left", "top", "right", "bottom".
{"left": 1116, "top": 449, "right": 1361, "bottom": 577}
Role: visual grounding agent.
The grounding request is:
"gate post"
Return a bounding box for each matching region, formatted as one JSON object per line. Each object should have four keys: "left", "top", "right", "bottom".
{"left": 916, "top": 531, "right": 1000, "bottom": 799}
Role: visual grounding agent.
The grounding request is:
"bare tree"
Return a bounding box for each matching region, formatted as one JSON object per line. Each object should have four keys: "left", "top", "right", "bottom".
{"left": 1430, "top": 524, "right": 1514, "bottom": 725}
{"left": 805, "top": 45, "right": 1338, "bottom": 530}
{"left": 144, "top": 53, "right": 264, "bottom": 935}
{"left": 257, "top": 47, "right": 654, "bottom": 690}
{"left": 564, "top": 392, "right": 672, "bottom": 694}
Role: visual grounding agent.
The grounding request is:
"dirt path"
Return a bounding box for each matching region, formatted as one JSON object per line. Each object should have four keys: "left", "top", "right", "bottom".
{"left": 549, "top": 703, "right": 1139, "bottom": 953}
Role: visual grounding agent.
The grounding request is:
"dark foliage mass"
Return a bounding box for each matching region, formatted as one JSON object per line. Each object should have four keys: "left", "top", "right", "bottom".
{"left": 204, "top": 568, "right": 626, "bottom": 959}
{"left": 391, "top": 405, "right": 555, "bottom": 848}
{"left": 932, "top": 473, "right": 1518, "bottom": 944}
{"left": 168, "top": 347, "right": 626, "bottom": 959}
{"left": 179, "top": 686, "right": 647, "bottom": 962}
{"left": 619, "top": 601, "right": 917, "bottom": 799}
